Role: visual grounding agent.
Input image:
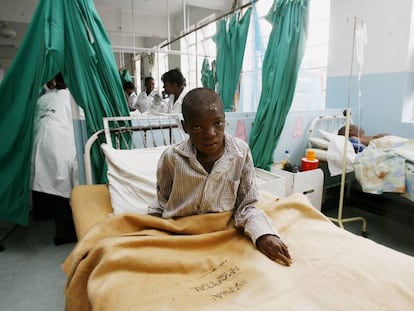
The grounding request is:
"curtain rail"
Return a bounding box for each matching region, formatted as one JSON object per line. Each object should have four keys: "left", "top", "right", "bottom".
{"left": 160, "top": 0, "right": 258, "bottom": 49}
{"left": 112, "top": 45, "right": 215, "bottom": 58}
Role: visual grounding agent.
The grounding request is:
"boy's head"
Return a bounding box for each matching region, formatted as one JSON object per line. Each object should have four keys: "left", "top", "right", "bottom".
{"left": 349, "top": 125, "right": 364, "bottom": 137}
{"left": 338, "top": 124, "right": 365, "bottom": 137}
{"left": 182, "top": 88, "right": 225, "bottom": 158}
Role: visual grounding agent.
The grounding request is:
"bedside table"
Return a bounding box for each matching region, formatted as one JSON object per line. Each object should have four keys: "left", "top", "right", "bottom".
{"left": 271, "top": 167, "right": 324, "bottom": 211}
{"left": 255, "top": 168, "right": 286, "bottom": 198}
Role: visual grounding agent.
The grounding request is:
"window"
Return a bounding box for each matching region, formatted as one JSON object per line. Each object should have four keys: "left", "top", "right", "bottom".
{"left": 180, "top": 16, "right": 217, "bottom": 90}
{"left": 402, "top": 94, "right": 414, "bottom": 123}
{"left": 176, "top": 0, "right": 330, "bottom": 112}
{"left": 292, "top": 0, "right": 330, "bottom": 111}
{"left": 151, "top": 42, "right": 169, "bottom": 94}
{"left": 239, "top": 0, "right": 330, "bottom": 112}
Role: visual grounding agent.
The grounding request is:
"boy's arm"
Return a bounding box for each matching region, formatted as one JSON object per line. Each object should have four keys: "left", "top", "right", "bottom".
{"left": 233, "top": 149, "right": 291, "bottom": 266}
{"left": 232, "top": 149, "right": 275, "bottom": 241}
{"left": 360, "top": 133, "right": 389, "bottom": 146}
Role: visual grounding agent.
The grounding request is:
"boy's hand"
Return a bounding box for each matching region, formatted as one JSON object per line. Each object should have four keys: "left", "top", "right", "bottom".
{"left": 256, "top": 234, "right": 292, "bottom": 266}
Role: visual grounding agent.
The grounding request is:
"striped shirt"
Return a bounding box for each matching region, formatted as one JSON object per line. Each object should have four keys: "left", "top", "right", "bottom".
{"left": 148, "top": 135, "right": 277, "bottom": 244}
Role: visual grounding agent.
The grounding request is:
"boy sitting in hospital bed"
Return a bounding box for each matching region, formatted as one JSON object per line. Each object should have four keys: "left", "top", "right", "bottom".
{"left": 148, "top": 88, "right": 292, "bottom": 266}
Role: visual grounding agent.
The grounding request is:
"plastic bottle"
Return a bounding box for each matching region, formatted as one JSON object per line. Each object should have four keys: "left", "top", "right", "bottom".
{"left": 282, "top": 150, "right": 291, "bottom": 171}
{"left": 301, "top": 149, "right": 319, "bottom": 171}
{"left": 307, "top": 149, "right": 315, "bottom": 160}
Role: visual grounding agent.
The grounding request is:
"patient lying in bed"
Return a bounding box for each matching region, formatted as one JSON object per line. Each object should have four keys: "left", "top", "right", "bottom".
{"left": 148, "top": 88, "right": 292, "bottom": 266}
{"left": 338, "top": 124, "right": 389, "bottom": 152}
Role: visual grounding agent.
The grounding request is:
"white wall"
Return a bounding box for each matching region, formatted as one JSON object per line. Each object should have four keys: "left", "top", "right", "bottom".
{"left": 328, "top": 0, "right": 413, "bottom": 77}
{"left": 326, "top": 0, "right": 414, "bottom": 138}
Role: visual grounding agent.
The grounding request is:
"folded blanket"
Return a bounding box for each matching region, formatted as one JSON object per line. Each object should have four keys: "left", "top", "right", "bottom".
{"left": 63, "top": 192, "right": 414, "bottom": 311}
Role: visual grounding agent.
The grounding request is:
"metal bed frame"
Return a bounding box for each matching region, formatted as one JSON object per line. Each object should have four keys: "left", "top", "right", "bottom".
{"left": 84, "top": 114, "right": 185, "bottom": 185}
{"left": 307, "top": 114, "right": 348, "bottom": 147}
{"left": 307, "top": 113, "right": 367, "bottom": 236}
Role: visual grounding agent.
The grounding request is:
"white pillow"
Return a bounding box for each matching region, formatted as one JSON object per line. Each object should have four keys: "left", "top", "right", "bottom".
{"left": 319, "top": 129, "right": 337, "bottom": 141}
{"left": 101, "top": 143, "right": 168, "bottom": 215}
{"left": 309, "top": 137, "right": 329, "bottom": 149}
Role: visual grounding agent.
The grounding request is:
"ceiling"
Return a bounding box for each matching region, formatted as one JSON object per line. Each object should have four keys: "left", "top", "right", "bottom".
{"left": 0, "top": 0, "right": 235, "bottom": 69}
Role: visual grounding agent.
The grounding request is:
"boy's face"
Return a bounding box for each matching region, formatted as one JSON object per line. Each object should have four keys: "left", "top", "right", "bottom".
{"left": 182, "top": 101, "right": 225, "bottom": 159}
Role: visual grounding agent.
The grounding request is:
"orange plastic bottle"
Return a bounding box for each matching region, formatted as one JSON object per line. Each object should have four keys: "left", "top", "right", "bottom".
{"left": 301, "top": 150, "right": 319, "bottom": 171}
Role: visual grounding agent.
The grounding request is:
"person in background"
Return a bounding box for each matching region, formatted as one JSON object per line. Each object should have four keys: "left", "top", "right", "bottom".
{"left": 148, "top": 87, "right": 292, "bottom": 266}
{"left": 161, "top": 68, "right": 188, "bottom": 113}
{"left": 31, "top": 73, "right": 77, "bottom": 245}
{"left": 136, "top": 76, "right": 156, "bottom": 113}
{"left": 338, "top": 124, "right": 389, "bottom": 152}
{"left": 123, "top": 81, "right": 138, "bottom": 111}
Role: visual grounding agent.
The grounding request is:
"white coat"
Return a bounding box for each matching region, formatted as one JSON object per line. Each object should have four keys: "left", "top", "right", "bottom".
{"left": 31, "top": 89, "right": 77, "bottom": 198}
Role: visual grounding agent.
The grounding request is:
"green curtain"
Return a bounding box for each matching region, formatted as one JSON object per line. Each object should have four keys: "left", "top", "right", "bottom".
{"left": 119, "top": 69, "right": 133, "bottom": 85}
{"left": 249, "top": 0, "right": 309, "bottom": 170}
{"left": 201, "top": 58, "right": 216, "bottom": 90}
{"left": 214, "top": 8, "right": 252, "bottom": 112}
{"left": 0, "top": 0, "right": 129, "bottom": 225}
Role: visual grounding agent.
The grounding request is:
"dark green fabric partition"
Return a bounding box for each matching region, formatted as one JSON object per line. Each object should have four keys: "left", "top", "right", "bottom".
{"left": 249, "top": 0, "right": 309, "bottom": 170}
{"left": 214, "top": 8, "right": 252, "bottom": 112}
{"left": 0, "top": 0, "right": 129, "bottom": 225}
{"left": 119, "top": 69, "right": 133, "bottom": 84}
{"left": 201, "top": 58, "right": 216, "bottom": 90}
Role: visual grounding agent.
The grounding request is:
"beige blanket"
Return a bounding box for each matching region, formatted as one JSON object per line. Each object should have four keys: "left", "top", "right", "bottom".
{"left": 63, "top": 192, "right": 414, "bottom": 310}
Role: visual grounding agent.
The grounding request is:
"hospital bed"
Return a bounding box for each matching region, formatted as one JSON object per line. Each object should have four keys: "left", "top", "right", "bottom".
{"left": 307, "top": 114, "right": 414, "bottom": 202}
{"left": 307, "top": 114, "right": 355, "bottom": 200}
{"left": 63, "top": 114, "right": 414, "bottom": 310}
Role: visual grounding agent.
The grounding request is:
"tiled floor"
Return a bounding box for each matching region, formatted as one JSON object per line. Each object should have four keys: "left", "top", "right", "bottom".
{"left": 0, "top": 219, "right": 75, "bottom": 311}
{"left": 322, "top": 186, "right": 414, "bottom": 257}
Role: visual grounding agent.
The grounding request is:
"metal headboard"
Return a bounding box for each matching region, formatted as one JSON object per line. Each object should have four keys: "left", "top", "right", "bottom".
{"left": 307, "top": 115, "right": 353, "bottom": 148}
{"left": 84, "top": 114, "right": 185, "bottom": 185}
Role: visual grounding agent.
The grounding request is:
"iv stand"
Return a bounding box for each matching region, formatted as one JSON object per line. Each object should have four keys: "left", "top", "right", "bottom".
{"left": 328, "top": 16, "right": 367, "bottom": 237}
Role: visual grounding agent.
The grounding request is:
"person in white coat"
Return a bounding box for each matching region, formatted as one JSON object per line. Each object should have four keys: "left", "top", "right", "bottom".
{"left": 123, "top": 81, "right": 138, "bottom": 111}
{"left": 31, "top": 73, "right": 77, "bottom": 245}
{"left": 161, "top": 68, "right": 188, "bottom": 114}
{"left": 136, "top": 76, "right": 157, "bottom": 113}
